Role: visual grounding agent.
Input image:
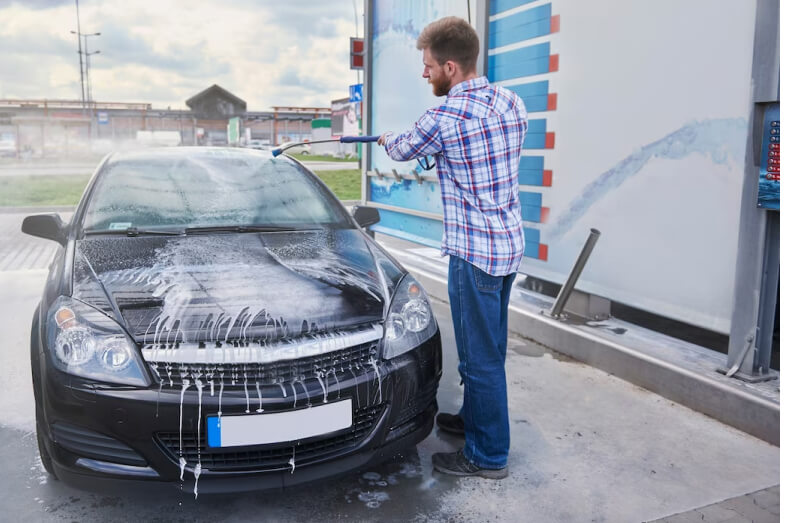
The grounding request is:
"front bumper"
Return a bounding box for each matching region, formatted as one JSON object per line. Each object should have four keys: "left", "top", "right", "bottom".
{"left": 38, "top": 331, "right": 442, "bottom": 494}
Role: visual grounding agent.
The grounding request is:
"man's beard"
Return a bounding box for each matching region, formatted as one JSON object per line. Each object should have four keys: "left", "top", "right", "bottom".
{"left": 431, "top": 74, "right": 451, "bottom": 97}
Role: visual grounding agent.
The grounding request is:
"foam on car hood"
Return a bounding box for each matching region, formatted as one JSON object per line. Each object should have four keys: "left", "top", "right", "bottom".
{"left": 71, "top": 228, "right": 403, "bottom": 346}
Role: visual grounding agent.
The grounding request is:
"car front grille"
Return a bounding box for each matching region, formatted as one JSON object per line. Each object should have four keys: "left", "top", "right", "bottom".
{"left": 148, "top": 341, "right": 378, "bottom": 390}
{"left": 155, "top": 403, "right": 386, "bottom": 472}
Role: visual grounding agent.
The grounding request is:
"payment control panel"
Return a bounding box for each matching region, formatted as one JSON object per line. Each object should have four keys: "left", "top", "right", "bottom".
{"left": 758, "top": 103, "right": 780, "bottom": 210}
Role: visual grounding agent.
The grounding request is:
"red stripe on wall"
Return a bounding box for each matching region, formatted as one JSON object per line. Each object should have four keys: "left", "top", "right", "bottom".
{"left": 547, "top": 93, "right": 558, "bottom": 111}
{"left": 538, "top": 244, "right": 549, "bottom": 261}
{"left": 540, "top": 207, "right": 550, "bottom": 223}
{"left": 550, "top": 15, "right": 560, "bottom": 33}
{"left": 542, "top": 170, "right": 553, "bottom": 187}
{"left": 549, "top": 54, "right": 559, "bottom": 72}
{"left": 545, "top": 132, "right": 555, "bottom": 149}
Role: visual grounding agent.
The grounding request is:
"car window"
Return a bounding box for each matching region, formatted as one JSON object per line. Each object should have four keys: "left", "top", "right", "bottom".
{"left": 81, "top": 151, "right": 351, "bottom": 231}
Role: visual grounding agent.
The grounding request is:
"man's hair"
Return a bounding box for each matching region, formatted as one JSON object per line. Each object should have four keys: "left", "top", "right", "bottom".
{"left": 416, "top": 16, "right": 479, "bottom": 73}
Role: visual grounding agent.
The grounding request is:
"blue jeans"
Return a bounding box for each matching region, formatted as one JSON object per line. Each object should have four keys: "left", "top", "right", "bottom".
{"left": 448, "top": 256, "right": 516, "bottom": 469}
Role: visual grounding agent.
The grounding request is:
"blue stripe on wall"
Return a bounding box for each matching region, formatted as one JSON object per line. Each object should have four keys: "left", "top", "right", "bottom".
{"left": 490, "top": 0, "right": 539, "bottom": 16}
{"left": 371, "top": 209, "right": 443, "bottom": 249}
{"left": 373, "top": 209, "right": 543, "bottom": 259}
{"left": 524, "top": 242, "right": 540, "bottom": 258}
{"left": 489, "top": 5, "right": 551, "bottom": 49}
{"left": 523, "top": 133, "right": 547, "bottom": 149}
{"left": 520, "top": 95, "right": 549, "bottom": 112}
{"left": 509, "top": 81, "right": 551, "bottom": 112}
{"left": 488, "top": 43, "right": 551, "bottom": 82}
{"left": 524, "top": 227, "right": 540, "bottom": 244}
{"left": 520, "top": 156, "right": 545, "bottom": 170}
{"left": 519, "top": 191, "right": 542, "bottom": 206}
{"left": 520, "top": 191, "right": 543, "bottom": 222}
{"left": 522, "top": 205, "right": 543, "bottom": 222}
{"left": 489, "top": 43, "right": 549, "bottom": 70}
{"left": 523, "top": 226, "right": 541, "bottom": 257}
{"left": 508, "top": 81, "right": 548, "bottom": 98}
{"left": 528, "top": 119, "right": 547, "bottom": 133}
{"left": 519, "top": 170, "right": 544, "bottom": 186}
{"left": 518, "top": 156, "right": 545, "bottom": 185}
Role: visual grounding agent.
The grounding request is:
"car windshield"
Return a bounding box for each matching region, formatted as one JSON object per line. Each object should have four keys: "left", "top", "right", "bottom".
{"left": 81, "top": 150, "right": 351, "bottom": 232}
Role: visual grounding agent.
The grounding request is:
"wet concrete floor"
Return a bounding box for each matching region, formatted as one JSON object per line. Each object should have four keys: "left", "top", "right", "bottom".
{"left": 0, "top": 262, "right": 779, "bottom": 522}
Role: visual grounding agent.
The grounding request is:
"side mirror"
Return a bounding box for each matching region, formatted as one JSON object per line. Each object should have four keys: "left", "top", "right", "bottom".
{"left": 22, "top": 214, "right": 67, "bottom": 246}
{"left": 352, "top": 206, "right": 380, "bottom": 228}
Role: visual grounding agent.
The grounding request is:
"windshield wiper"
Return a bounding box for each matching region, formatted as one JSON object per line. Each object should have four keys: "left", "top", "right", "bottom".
{"left": 84, "top": 227, "right": 184, "bottom": 237}
{"left": 184, "top": 225, "right": 313, "bottom": 235}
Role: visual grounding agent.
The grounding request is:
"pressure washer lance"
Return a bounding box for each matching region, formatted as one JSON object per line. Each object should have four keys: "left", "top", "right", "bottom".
{"left": 271, "top": 135, "right": 381, "bottom": 157}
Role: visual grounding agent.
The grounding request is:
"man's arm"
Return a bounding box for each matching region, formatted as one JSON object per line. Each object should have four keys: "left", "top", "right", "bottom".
{"left": 378, "top": 111, "right": 442, "bottom": 161}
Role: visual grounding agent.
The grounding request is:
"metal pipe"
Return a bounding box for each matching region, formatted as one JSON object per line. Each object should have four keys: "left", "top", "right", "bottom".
{"left": 550, "top": 228, "right": 601, "bottom": 318}
{"left": 725, "top": 329, "right": 757, "bottom": 378}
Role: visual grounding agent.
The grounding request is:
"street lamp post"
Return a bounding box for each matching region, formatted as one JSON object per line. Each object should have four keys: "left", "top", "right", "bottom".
{"left": 81, "top": 32, "right": 101, "bottom": 104}
{"left": 72, "top": 0, "right": 85, "bottom": 114}
{"left": 71, "top": 30, "right": 101, "bottom": 141}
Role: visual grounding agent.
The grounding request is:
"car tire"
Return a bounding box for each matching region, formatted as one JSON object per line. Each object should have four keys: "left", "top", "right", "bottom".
{"left": 30, "top": 305, "right": 58, "bottom": 479}
{"left": 36, "top": 426, "right": 58, "bottom": 479}
{"left": 35, "top": 409, "right": 58, "bottom": 479}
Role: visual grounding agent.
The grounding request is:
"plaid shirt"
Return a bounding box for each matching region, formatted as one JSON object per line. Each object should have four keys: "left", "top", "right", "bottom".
{"left": 384, "top": 76, "right": 527, "bottom": 276}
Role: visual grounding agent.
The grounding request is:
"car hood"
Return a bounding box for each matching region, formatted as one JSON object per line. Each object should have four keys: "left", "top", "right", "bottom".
{"left": 71, "top": 229, "right": 402, "bottom": 346}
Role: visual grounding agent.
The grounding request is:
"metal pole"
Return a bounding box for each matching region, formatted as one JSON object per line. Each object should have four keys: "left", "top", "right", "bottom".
{"left": 362, "top": 0, "right": 373, "bottom": 204}
{"left": 726, "top": 0, "right": 780, "bottom": 377}
{"left": 550, "top": 229, "right": 602, "bottom": 318}
{"left": 476, "top": 0, "right": 490, "bottom": 77}
{"left": 74, "top": 0, "right": 85, "bottom": 115}
{"left": 353, "top": 0, "right": 360, "bottom": 87}
{"left": 753, "top": 211, "right": 779, "bottom": 374}
{"left": 84, "top": 36, "right": 90, "bottom": 103}
{"left": 84, "top": 36, "right": 91, "bottom": 140}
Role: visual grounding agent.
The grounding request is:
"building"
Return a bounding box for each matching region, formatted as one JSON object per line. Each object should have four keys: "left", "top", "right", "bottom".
{"left": 0, "top": 84, "right": 330, "bottom": 158}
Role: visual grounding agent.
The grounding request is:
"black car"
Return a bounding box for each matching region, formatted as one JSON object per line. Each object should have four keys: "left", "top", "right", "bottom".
{"left": 23, "top": 147, "right": 441, "bottom": 496}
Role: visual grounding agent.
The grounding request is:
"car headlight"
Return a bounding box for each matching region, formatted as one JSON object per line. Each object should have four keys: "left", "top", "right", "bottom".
{"left": 46, "top": 296, "right": 150, "bottom": 386}
{"left": 381, "top": 274, "right": 438, "bottom": 360}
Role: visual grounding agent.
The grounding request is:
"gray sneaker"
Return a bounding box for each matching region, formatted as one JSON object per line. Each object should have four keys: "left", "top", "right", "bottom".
{"left": 432, "top": 450, "right": 508, "bottom": 479}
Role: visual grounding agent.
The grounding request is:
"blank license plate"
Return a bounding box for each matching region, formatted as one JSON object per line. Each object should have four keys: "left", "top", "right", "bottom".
{"left": 206, "top": 399, "right": 353, "bottom": 448}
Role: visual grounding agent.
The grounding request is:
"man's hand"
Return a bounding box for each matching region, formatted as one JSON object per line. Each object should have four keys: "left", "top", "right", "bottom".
{"left": 377, "top": 133, "right": 390, "bottom": 146}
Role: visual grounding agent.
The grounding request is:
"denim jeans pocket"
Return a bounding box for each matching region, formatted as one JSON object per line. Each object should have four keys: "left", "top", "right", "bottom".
{"left": 472, "top": 264, "right": 503, "bottom": 293}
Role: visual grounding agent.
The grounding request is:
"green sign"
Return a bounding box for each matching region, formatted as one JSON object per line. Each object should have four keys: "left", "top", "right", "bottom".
{"left": 227, "top": 117, "right": 240, "bottom": 145}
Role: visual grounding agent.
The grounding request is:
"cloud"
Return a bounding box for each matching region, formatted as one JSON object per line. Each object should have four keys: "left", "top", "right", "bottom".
{"left": 90, "top": 21, "right": 232, "bottom": 79}
{"left": 0, "top": 0, "right": 70, "bottom": 8}
{"left": 0, "top": 0, "right": 362, "bottom": 109}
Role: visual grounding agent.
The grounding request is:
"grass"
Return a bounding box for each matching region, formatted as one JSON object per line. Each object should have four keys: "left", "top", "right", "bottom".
{"left": 313, "top": 169, "right": 362, "bottom": 200}
{"left": 0, "top": 170, "right": 362, "bottom": 207}
{"left": 0, "top": 174, "right": 91, "bottom": 207}
{"left": 291, "top": 153, "right": 358, "bottom": 163}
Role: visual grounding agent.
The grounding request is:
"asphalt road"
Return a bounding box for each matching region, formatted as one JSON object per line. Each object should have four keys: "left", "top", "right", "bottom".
{"left": 0, "top": 212, "right": 778, "bottom": 522}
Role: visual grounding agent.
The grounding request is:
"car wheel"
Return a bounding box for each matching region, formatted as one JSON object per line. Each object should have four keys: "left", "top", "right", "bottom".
{"left": 31, "top": 307, "right": 57, "bottom": 479}
{"left": 35, "top": 408, "right": 58, "bottom": 479}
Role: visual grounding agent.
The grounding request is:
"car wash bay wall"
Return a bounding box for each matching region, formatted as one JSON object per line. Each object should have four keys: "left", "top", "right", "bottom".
{"left": 363, "top": 0, "right": 763, "bottom": 340}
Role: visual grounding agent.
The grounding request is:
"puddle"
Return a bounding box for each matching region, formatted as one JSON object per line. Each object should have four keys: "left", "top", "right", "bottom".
{"left": 509, "top": 340, "right": 546, "bottom": 358}
{"left": 508, "top": 336, "right": 573, "bottom": 362}
{"left": 340, "top": 447, "right": 450, "bottom": 512}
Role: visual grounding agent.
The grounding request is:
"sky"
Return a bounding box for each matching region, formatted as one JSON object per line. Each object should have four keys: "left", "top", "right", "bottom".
{"left": 0, "top": 0, "right": 364, "bottom": 110}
